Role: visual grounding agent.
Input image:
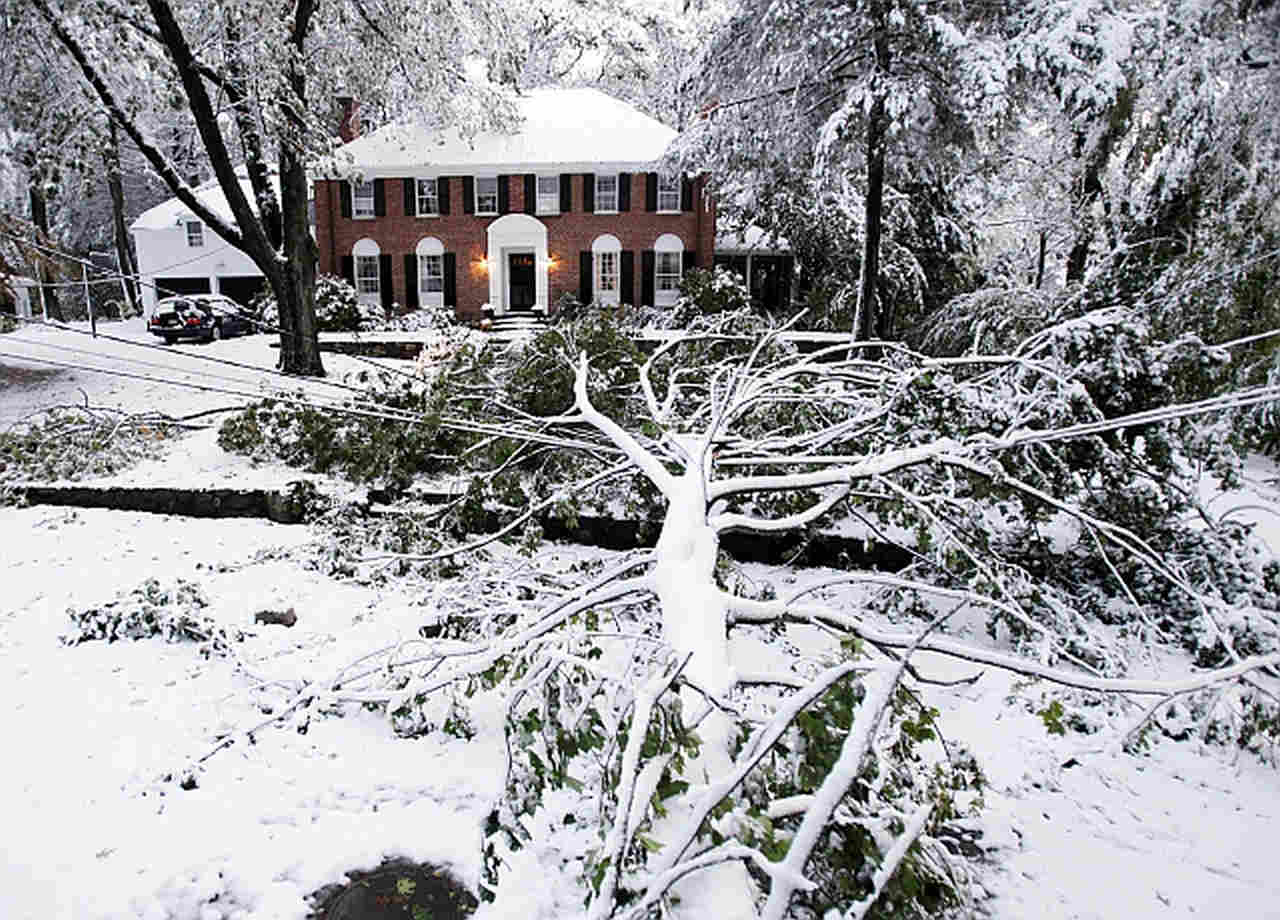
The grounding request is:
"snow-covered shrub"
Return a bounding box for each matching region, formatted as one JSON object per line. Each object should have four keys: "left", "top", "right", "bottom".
{"left": 62, "top": 578, "right": 243, "bottom": 656}
{"left": 506, "top": 305, "right": 644, "bottom": 422}
{"left": 0, "top": 313, "right": 16, "bottom": 334}
{"left": 251, "top": 274, "right": 384, "bottom": 332}
{"left": 0, "top": 406, "right": 174, "bottom": 482}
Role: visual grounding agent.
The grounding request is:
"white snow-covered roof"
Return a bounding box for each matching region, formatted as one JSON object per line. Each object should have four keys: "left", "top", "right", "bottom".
{"left": 131, "top": 171, "right": 278, "bottom": 232}
{"left": 326, "top": 88, "right": 677, "bottom": 176}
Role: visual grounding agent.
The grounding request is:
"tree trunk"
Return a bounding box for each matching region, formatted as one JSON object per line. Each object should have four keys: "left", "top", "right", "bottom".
{"left": 276, "top": 146, "right": 324, "bottom": 375}
{"left": 105, "top": 123, "right": 140, "bottom": 315}
{"left": 27, "top": 174, "right": 64, "bottom": 322}
{"left": 857, "top": 1, "right": 890, "bottom": 341}
{"left": 273, "top": 0, "right": 324, "bottom": 377}
{"left": 1034, "top": 228, "right": 1047, "bottom": 289}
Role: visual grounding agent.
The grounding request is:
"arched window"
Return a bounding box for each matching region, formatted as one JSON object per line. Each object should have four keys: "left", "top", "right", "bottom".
{"left": 592, "top": 234, "right": 622, "bottom": 306}
{"left": 653, "top": 234, "right": 683, "bottom": 307}
{"left": 416, "top": 237, "right": 445, "bottom": 306}
{"left": 352, "top": 238, "right": 381, "bottom": 302}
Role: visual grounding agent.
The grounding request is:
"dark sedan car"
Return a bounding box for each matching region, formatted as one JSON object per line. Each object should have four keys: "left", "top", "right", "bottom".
{"left": 147, "top": 294, "right": 258, "bottom": 344}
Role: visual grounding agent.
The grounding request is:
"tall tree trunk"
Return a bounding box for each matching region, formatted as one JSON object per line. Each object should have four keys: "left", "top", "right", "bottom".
{"left": 277, "top": 146, "right": 323, "bottom": 375}
{"left": 857, "top": 0, "right": 890, "bottom": 341}
{"left": 275, "top": 0, "right": 324, "bottom": 376}
{"left": 27, "top": 172, "right": 64, "bottom": 322}
{"left": 105, "top": 123, "right": 140, "bottom": 314}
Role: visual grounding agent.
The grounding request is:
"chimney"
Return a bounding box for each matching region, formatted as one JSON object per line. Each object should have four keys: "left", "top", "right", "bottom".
{"left": 337, "top": 96, "right": 360, "bottom": 143}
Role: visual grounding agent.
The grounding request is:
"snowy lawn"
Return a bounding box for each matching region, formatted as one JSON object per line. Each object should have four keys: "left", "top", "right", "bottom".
{"left": 2, "top": 510, "right": 1277, "bottom": 919}
{"left": 1, "top": 319, "right": 1279, "bottom": 919}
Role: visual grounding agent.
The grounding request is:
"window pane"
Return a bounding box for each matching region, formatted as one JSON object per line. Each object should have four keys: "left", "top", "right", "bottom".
{"left": 356, "top": 255, "right": 380, "bottom": 294}
{"left": 186, "top": 221, "right": 203, "bottom": 247}
{"left": 597, "top": 251, "right": 618, "bottom": 292}
{"left": 656, "top": 251, "right": 681, "bottom": 291}
{"left": 595, "top": 175, "right": 618, "bottom": 211}
{"left": 353, "top": 181, "right": 375, "bottom": 217}
{"left": 537, "top": 176, "right": 559, "bottom": 213}
{"left": 476, "top": 177, "right": 498, "bottom": 214}
{"left": 417, "top": 179, "right": 438, "bottom": 215}
{"left": 419, "top": 254, "right": 444, "bottom": 293}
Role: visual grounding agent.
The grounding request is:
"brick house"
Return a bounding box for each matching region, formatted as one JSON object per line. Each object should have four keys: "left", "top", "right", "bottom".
{"left": 313, "top": 88, "right": 716, "bottom": 323}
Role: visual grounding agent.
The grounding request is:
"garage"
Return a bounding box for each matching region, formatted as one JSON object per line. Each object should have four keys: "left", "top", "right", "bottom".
{"left": 153, "top": 276, "right": 210, "bottom": 299}
{"left": 217, "top": 275, "right": 265, "bottom": 308}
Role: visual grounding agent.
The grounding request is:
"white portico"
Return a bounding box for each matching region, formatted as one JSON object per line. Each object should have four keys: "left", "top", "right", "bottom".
{"left": 485, "top": 214, "right": 549, "bottom": 315}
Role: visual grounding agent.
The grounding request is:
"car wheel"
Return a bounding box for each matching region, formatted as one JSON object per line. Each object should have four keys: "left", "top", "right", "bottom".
{"left": 210, "top": 323, "right": 223, "bottom": 342}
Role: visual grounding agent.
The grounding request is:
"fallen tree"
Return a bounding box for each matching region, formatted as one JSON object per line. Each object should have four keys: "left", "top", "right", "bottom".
{"left": 183, "top": 309, "right": 1280, "bottom": 918}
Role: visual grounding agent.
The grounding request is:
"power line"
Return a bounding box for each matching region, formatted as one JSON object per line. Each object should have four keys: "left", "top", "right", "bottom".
{"left": 0, "top": 350, "right": 621, "bottom": 455}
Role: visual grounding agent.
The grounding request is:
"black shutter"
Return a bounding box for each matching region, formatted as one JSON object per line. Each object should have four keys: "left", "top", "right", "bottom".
{"left": 437, "top": 177, "right": 451, "bottom": 215}
{"left": 641, "top": 251, "right": 655, "bottom": 307}
{"left": 559, "top": 174, "right": 572, "bottom": 213}
{"left": 462, "top": 176, "right": 475, "bottom": 214}
{"left": 443, "top": 253, "right": 457, "bottom": 307}
{"left": 403, "top": 178, "right": 416, "bottom": 217}
{"left": 582, "top": 173, "right": 595, "bottom": 213}
{"left": 683, "top": 250, "right": 698, "bottom": 274}
{"left": 645, "top": 173, "right": 657, "bottom": 212}
{"left": 376, "top": 253, "right": 391, "bottom": 310}
{"left": 404, "top": 254, "right": 419, "bottom": 309}
{"left": 618, "top": 173, "right": 631, "bottom": 212}
{"left": 621, "top": 251, "right": 634, "bottom": 306}
{"left": 680, "top": 178, "right": 693, "bottom": 212}
{"left": 498, "top": 174, "right": 510, "bottom": 215}
{"left": 341, "top": 181, "right": 353, "bottom": 219}
{"left": 373, "top": 179, "right": 386, "bottom": 217}
{"left": 524, "top": 174, "right": 537, "bottom": 215}
{"left": 579, "top": 251, "right": 593, "bottom": 305}
{"left": 341, "top": 255, "right": 354, "bottom": 284}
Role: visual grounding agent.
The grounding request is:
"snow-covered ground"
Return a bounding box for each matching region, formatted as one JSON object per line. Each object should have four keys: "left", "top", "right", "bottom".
{"left": 1, "top": 320, "right": 1278, "bottom": 919}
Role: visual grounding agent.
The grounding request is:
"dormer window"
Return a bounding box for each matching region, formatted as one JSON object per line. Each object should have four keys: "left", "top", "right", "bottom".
{"left": 186, "top": 220, "right": 204, "bottom": 248}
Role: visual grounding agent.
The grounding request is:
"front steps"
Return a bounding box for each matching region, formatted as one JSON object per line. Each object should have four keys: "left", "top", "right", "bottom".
{"left": 487, "top": 311, "right": 549, "bottom": 342}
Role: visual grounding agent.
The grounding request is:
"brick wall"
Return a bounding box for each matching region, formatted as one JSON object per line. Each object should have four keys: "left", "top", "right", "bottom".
{"left": 315, "top": 173, "right": 716, "bottom": 323}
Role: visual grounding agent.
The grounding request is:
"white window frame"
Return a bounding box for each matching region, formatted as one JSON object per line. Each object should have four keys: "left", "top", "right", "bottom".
{"left": 416, "top": 236, "right": 445, "bottom": 307}
{"left": 352, "top": 180, "right": 376, "bottom": 219}
{"left": 475, "top": 176, "right": 498, "bottom": 216}
{"left": 596, "top": 251, "right": 619, "bottom": 303}
{"left": 416, "top": 178, "right": 439, "bottom": 217}
{"left": 356, "top": 256, "right": 380, "bottom": 297}
{"left": 595, "top": 174, "right": 618, "bottom": 213}
{"left": 186, "top": 220, "right": 204, "bottom": 248}
{"left": 420, "top": 255, "right": 444, "bottom": 294}
{"left": 536, "top": 175, "right": 559, "bottom": 215}
{"left": 353, "top": 238, "right": 381, "bottom": 305}
{"left": 591, "top": 234, "right": 622, "bottom": 306}
{"left": 657, "top": 174, "right": 681, "bottom": 213}
{"left": 654, "top": 233, "right": 684, "bottom": 307}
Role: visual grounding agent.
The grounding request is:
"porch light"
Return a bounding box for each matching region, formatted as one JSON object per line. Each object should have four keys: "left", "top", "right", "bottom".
{"left": 474, "top": 256, "right": 489, "bottom": 275}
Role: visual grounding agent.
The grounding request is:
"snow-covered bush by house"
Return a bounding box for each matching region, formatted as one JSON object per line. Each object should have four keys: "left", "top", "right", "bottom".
{"left": 62, "top": 577, "right": 243, "bottom": 656}
{"left": 252, "top": 273, "right": 385, "bottom": 332}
